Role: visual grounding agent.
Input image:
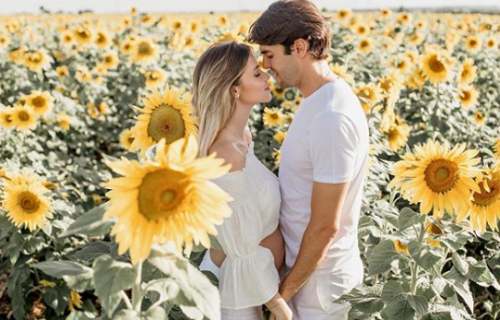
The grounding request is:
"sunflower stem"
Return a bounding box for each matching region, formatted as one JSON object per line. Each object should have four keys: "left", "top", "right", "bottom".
{"left": 132, "top": 261, "right": 143, "bottom": 312}
{"left": 410, "top": 222, "right": 426, "bottom": 295}
{"left": 121, "top": 291, "right": 133, "bottom": 310}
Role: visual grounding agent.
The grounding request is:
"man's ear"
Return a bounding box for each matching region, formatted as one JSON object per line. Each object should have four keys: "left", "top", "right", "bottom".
{"left": 292, "top": 38, "right": 309, "bottom": 58}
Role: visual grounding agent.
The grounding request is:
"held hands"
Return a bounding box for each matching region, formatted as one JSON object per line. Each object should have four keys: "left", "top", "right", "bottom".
{"left": 267, "top": 298, "right": 293, "bottom": 320}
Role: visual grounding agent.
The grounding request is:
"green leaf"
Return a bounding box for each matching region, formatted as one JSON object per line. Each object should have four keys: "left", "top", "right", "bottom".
{"left": 368, "top": 240, "right": 400, "bottom": 275}
{"left": 93, "top": 255, "right": 135, "bottom": 317}
{"left": 442, "top": 267, "right": 474, "bottom": 312}
{"left": 148, "top": 246, "right": 220, "bottom": 320}
{"left": 43, "top": 286, "right": 70, "bottom": 315}
{"left": 408, "top": 241, "right": 444, "bottom": 277}
{"left": 451, "top": 252, "right": 468, "bottom": 276}
{"left": 66, "top": 312, "right": 93, "bottom": 320}
{"left": 59, "top": 204, "right": 112, "bottom": 237}
{"left": 381, "top": 281, "right": 403, "bottom": 301}
{"left": 114, "top": 307, "right": 166, "bottom": 320}
{"left": 33, "top": 261, "right": 93, "bottom": 277}
{"left": 467, "top": 259, "right": 500, "bottom": 289}
{"left": 72, "top": 241, "right": 111, "bottom": 263}
{"left": 21, "top": 235, "right": 47, "bottom": 255}
{"left": 144, "top": 278, "right": 181, "bottom": 304}
{"left": 398, "top": 207, "right": 424, "bottom": 231}
{"left": 7, "top": 266, "right": 30, "bottom": 320}
{"left": 382, "top": 293, "right": 428, "bottom": 320}
{"left": 420, "top": 312, "right": 453, "bottom": 320}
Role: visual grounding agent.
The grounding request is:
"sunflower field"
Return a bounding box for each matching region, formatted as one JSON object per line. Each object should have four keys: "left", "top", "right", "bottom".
{"left": 1, "top": 6, "right": 500, "bottom": 320}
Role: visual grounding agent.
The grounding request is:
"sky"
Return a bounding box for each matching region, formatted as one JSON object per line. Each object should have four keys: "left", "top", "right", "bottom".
{"left": 0, "top": 0, "right": 499, "bottom": 15}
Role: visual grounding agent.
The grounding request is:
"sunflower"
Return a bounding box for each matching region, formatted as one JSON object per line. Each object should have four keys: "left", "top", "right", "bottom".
{"left": 262, "top": 107, "right": 286, "bottom": 128}
{"left": 335, "top": 9, "right": 351, "bottom": 21}
{"left": 68, "top": 290, "right": 82, "bottom": 312}
{"left": 143, "top": 69, "right": 166, "bottom": 88}
{"left": 495, "top": 138, "right": 500, "bottom": 159}
{"left": 397, "top": 13, "right": 412, "bottom": 25}
{"left": 23, "top": 49, "right": 52, "bottom": 72}
{"left": 357, "top": 38, "right": 373, "bottom": 54}
{"left": 11, "top": 105, "right": 37, "bottom": 131}
{"left": 330, "top": 63, "right": 354, "bottom": 83}
{"left": 130, "top": 85, "right": 197, "bottom": 157}
{"left": 486, "top": 37, "right": 498, "bottom": 50}
{"left": 27, "top": 91, "right": 54, "bottom": 117}
{"left": 457, "top": 167, "right": 500, "bottom": 233}
{"left": 407, "top": 32, "right": 424, "bottom": 46}
{"left": 406, "top": 67, "right": 426, "bottom": 90}
{"left": 394, "top": 240, "right": 409, "bottom": 255}
{"left": 354, "top": 83, "right": 383, "bottom": 113}
{"left": 56, "top": 113, "right": 71, "bottom": 131}
{"left": 380, "top": 8, "right": 392, "bottom": 19}
{"left": 457, "top": 58, "right": 477, "bottom": 86}
{"left": 130, "top": 38, "right": 158, "bottom": 64}
{"left": 120, "top": 39, "right": 135, "bottom": 55}
{"left": 1, "top": 170, "right": 53, "bottom": 231}
{"left": 465, "top": 35, "right": 482, "bottom": 52}
{"left": 458, "top": 85, "right": 479, "bottom": 110}
{"left": 0, "top": 108, "right": 15, "bottom": 129}
{"left": 353, "top": 23, "right": 370, "bottom": 36}
{"left": 73, "top": 25, "right": 94, "bottom": 44}
{"left": 0, "top": 32, "right": 10, "bottom": 49}
{"left": 8, "top": 46, "right": 27, "bottom": 64}
{"left": 389, "top": 55, "right": 411, "bottom": 74}
{"left": 273, "top": 149, "right": 281, "bottom": 165}
{"left": 379, "top": 72, "right": 403, "bottom": 96}
{"left": 60, "top": 31, "right": 74, "bottom": 45}
{"left": 425, "top": 220, "right": 443, "bottom": 246}
{"left": 474, "top": 111, "right": 486, "bottom": 126}
{"left": 56, "top": 66, "right": 69, "bottom": 80}
{"left": 95, "top": 31, "right": 110, "bottom": 48}
{"left": 384, "top": 117, "right": 410, "bottom": 152}
{"left": 101, "top": 136, "right": 232, "bottom": 264}
{"left": 420, "top": 45, "right": 454, "bottom": 84}
{"left": 102, "top": 51, "right": 119, "bottom": 69}
{"left": 390, "top": 140, "right": 481, "bottom": 219}
{"left": 120, "top": 128, "right": 135, "bottom": 151}
{"left": 273, "top": 130, "right": 287, "bottom": 144}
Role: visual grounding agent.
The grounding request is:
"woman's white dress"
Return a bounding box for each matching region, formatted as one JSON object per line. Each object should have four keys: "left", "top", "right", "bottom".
{"left": 199, "top": 141, "right": 281, "bottom": 320}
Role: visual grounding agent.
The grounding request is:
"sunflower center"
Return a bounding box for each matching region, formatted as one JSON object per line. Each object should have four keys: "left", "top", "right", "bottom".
{"left": 428, "top": 55, "right": 445, "bottom": 73}
{"left": 270, "top": 113, "right": 279, "bottom": 120}
{"left": 4, "top": 114, "right": 13, "bottom": 123}
{"left": 147, "top": 104, "right": 186, "bottom": 143}
{"left": 19, "top": 111, "right": 30, "bottom": 121}
{"left": 461, "top": 90, "right": 471, "bottom": 101}
{"left": 105, "top": 56, "right": 113, "bottom": 63}
{"left": 18, "top": 191, "right": 40, "bottom": 214}
{"left": 473, "top": 179, "right": 500, "bottom": 207}
{"left": 138, "top": 42, "right": 153, "bottom": 56}
{"left": 97, "top": 34, "right": 106, "bottom": 44}
{"left": 469, "top": 39, "right": 477, "bottom": 47}
{"left": 32, "top": 96, "right": 46, "bottom": 108}
{"left": 461, "top": 69, "right": 469, "bottom": 78}
{"left": 138, "top": 169, "right": 188, "bottom": 221}
{"left": 424, "top": 159, "right": 459, "bottom": 193}
{"left": 360, "top": 40, "right": 369, "bottom": 48}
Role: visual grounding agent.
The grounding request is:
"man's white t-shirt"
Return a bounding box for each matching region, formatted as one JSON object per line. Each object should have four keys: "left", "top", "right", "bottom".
{"left": 279, "top": 77, "right": 368, "bottom": 281}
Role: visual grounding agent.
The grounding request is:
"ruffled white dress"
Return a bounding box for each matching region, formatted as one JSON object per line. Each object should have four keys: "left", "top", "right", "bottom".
{"left": 199, "top": 141, "right": 281, "bottom": 320}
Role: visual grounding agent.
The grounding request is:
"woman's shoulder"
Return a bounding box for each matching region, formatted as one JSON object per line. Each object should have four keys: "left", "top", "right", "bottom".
{"left": 208, "top": 138, "right": 248, "bottom": 173}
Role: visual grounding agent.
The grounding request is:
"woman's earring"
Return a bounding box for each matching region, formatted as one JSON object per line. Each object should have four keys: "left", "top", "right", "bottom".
{"left": 236, "top": 93, "right": 240, "bottom": 99}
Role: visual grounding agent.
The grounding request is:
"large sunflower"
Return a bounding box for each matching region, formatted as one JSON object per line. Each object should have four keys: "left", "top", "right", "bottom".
{"left": 390, "top": 140, "right": 481, "bottom": 219}
{"left": 27, "top": 91, "right": 55, "bottom": 117}
{"left": 102, "top": 136, "right": 232, "bottom": 264}
{"left": 420, "top": 45, "right": 454, "bottom": 84}
{"left": 456, "top": 167, "right": 500, "bottom": 233}
{"left": 11, "top": 105, "right": 37, "bottom": 131}
{"left": 130, "top": 85, "right": 197, "bottom": 157}
{"left": 457, "top": 58, "right": 477, "bottom": 85}
{"left": 1, "top": 170, "right": 53, "bottom": 231}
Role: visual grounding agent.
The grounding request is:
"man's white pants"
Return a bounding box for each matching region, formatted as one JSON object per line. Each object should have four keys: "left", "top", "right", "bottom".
{"left": 288, "top": 267, "right": 362, "bottom": 320}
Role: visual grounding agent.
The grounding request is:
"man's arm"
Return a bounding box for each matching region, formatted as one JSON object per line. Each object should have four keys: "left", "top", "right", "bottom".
{"left": 279, "top": 181, "right": 349, "bottom": 301}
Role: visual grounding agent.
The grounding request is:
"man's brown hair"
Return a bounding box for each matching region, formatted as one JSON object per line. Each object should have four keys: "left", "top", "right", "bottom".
{"left": 248, "top": 0, "right": 331, "bottom": 60}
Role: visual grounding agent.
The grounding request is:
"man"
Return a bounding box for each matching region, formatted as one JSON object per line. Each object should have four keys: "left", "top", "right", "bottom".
{"left": 248, "top": 1, "right": 369, "bottom": 319}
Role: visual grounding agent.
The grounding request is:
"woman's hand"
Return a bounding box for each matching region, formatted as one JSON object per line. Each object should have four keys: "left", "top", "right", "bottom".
{"left": 268, "top": 300, "right": 292, "bottom": 320}
{"left": 265, "top": 293, "right": 292, "bottom": 320}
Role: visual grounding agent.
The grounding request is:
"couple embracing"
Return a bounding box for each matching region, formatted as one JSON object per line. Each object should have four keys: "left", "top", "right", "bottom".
{"left": 193, "top": 1, "right": 369, "bottom": 319}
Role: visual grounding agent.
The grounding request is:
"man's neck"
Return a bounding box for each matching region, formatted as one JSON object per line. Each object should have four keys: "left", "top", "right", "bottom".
{"left": 297, "top": 61, "right": 336, "bottom": 98}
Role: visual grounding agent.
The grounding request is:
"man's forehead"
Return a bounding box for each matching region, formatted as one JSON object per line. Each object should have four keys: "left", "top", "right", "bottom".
{"left": 259, "top": 45, "right": 278, "bottom": 53}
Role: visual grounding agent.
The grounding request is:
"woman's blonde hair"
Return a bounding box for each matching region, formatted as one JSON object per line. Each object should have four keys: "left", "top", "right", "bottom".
{"left": 192, "top": 41, "right": 252, "bottom": 157}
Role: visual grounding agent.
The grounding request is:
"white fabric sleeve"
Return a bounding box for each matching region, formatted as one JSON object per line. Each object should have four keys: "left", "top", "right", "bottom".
{"left": 210, "top": 174, "right": 280, "bottom": 309}
{"left": 309, "top": 112, "right": 358, "bottom": 184}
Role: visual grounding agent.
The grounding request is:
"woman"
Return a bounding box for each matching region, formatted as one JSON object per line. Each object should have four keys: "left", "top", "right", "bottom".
{"left": 192, "top": 41, "right": 292, "bottom": 320}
